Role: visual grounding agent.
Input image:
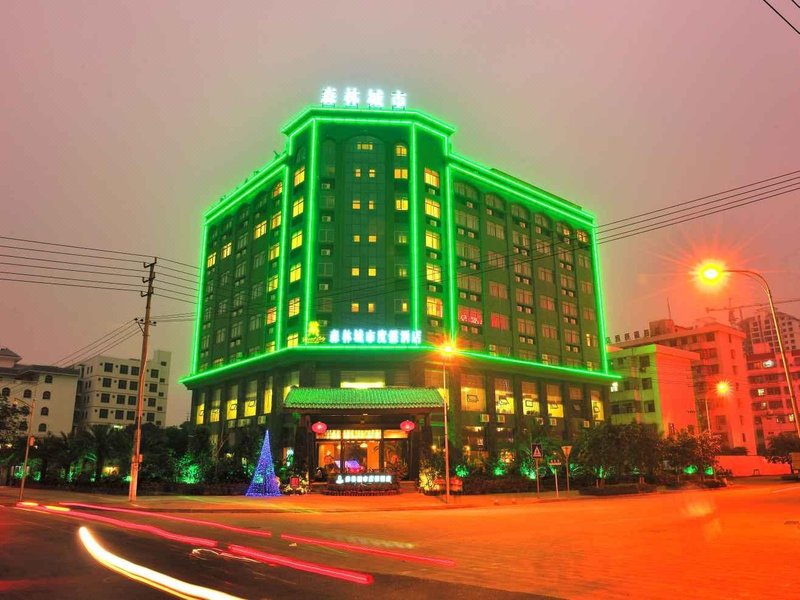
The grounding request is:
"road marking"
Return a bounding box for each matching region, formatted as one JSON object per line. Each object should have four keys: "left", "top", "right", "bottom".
{"left": 771, "top": 486, "right": 800, "bottom": 494}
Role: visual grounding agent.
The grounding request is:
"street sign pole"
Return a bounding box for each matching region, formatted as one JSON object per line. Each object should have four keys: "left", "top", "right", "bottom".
{"left": 531, "top": 443, "right": 543, "bottom": 498}
{"left": 554, "top": 467, "right": 559, "bottom": 498}
{"left": 561, "top": 445, "right": 573, "bottom": 496}
{"left": 535, "top": 458, "right": 540, "bottom": 497}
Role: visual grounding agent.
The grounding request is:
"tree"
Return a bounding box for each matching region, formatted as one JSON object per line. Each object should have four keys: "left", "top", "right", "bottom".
{"left": 0, "top": 396, "right": 27, "bottom": 445}
{"left": 576, "top": 423, "right": 623, "bottom": 486}
{"left": 626, "top": 424, "right": 663, "bottom": 485}
{"left": 695, "top": 430, "right": 721, "bottom": 480}
{"left": 662, "top": 432, "right": 697, "bottom": 482}
{"left": 764, "top": 432, "right": 800, "bottom": 464}
{"left": 81, "top": 425, "right": 126, "bottom": 482}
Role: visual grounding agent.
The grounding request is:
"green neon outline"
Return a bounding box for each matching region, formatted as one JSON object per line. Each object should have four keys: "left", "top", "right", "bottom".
{"left": 409, "top": 124, "right": 420, "bottom": 330}
{"left": 302, "top": 120, "right": 319, "bottom": 340}
{"left": 590, "top": 228, "right": 611, "bottom": 374}
{"left": 205, "top": 159, "right": 286, "bottom": 224}
{"left": 443, "top": 155, "right": 457, "bottom": 341}
{"left": 190, "top": 223, "right": 208, "bottom": 373}
{"left": 180, "top": 343, "right": 619, "bottom": 386}
{"left": 275, "top": 164, "right": 291, "bottom": 349}
{"left": 450, "top": 154, "right": 592, "bottom": 224}
{"left": 282, "top": 106, "right": 455, "bottom": 137}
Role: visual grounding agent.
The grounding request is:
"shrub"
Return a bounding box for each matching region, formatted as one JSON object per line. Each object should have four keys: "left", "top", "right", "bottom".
{"left": 579, "top": 483, "right": 656, "bottom": 496}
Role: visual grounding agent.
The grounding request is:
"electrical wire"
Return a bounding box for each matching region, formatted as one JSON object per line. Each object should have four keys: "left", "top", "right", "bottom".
{"left": 54, "top": 321, "right": 138, "bottom": 366}
{"left": 0, "top": 277, "right": 143, "bottom": 294}
{"left": 760, "top": 0, "right": 800, "bottom": 36}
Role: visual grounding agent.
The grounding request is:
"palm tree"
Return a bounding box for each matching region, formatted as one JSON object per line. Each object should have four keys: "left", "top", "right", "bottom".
{"left": 82, "top": 425, "right": 125, "bottom": 481}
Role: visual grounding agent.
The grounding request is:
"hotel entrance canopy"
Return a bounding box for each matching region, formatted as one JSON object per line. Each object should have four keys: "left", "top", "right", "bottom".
{"left": 284, "top": 388, "right": 444, "bottom": 413}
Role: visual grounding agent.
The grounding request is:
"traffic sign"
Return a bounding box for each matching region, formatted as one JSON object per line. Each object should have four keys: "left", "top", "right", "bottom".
{"left": 561, "top": 445, "right": 573, "bottom": 458}
{"left": 548, "top": 460, "right": 562, "bottom": 467}
{"left": 531, "top": 443, "right": 543, "bottom": 459}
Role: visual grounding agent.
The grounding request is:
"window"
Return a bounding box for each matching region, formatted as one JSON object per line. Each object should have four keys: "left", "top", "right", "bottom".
{"left": 426, "top": 297, "right": 443, "bottom": 317}
{"left": 289, "top": 263, "right": 302, "bottom": 282}
{"left": 540, "top": 296, "right": 556, "bottom": 311}
{"left": 394, "top": 168, "right": 408, "bottom": 180}
{"left": 538, "top": 268, "right": 554, "bottom": 283}
{"left": 580, "top": 281, "right": 594, "bottom": 295}
{"left": 487, "top": 252, "right": 506, "bottom": 268}
{"left": 287, "top": 333, "right": 299, "bottom": 347}
{"left": 207, "top": 252, "right": 217, "bottom": 268}
{"left": 455, "top": 210, "right": 479, "bottom": 231}
{"left": 272, "top": 181, "right": 283, "bottom": 197}
{"left": 458, "top": 306, "right": 483, "bottom": 325}
{"left": 542, "top": 324, "right": 558, "bottom": 340}
{"left": 269, "top": 243, "right": 280, "bottom": 260}
{"left": 546, "top": 384, "right": 563, "bottom": 418}
{"left": 425, "top": 231, "right": 441, "bottom": 250}
{"left": 423, "top": 168, "right": 440, "bottom": 188}
{"left": 292, "top": 197, "right": 304, "bottom": 217}
{"left": 266, "top": 307, "right": 276, "bottom": 324}
{"left": 291, "top": 231, "right": 303, "bottom": 250}
{"left": 395, "top": 197, "right": 409, "bottom": 211}
{"left": 490, "top": 313, "right": 510, "bottom": 330}
{"left": 354, "top": 167, "right": 362, "bottom": 178}
{"left": 42, "top": 391, "right": 51, "bottom": 400}
{"left": 424, "top": 198, "right": 441, "bottom": 219}
{"left": 368, "top": 234, "right": 377, "bottom": 243}
{"left": 351, "top": 265, "right": 360, "bottom": 277}
{"left": 518, "top": 318, "right": 536, "bottom": 336}
{"left": 395, "top": 144, "right": 408, "bottom": 157}
{"left": 368, "top": 266, "right": 377, "bottom": 277}
{"left": 489, "top": 281, "right": 508, "bottom": 299}
{"left": 222, "top": 242, "right": 232, "bottom": 259}
{"left": 253, "top": 220, "right": 267, "bottom": 239}
{"left": 394, "top": 298, "right": 409, "bottom": 313}
{"left": 516, "top": 289, "right": 534, "bottom": 306}
{"left": 356, "top": 141, "right": 374, "bottom": 151}
{"left": 351, "top": 302, "right": 360, "bottom": 313}
{"left": 367, "top": 302, "right": 376, "bottom": 313}
{"left": 460, "top": 373, "right": 486, "bottom": 412}
{"left": 293, "top": 166, "right": 305, "bottom": 186}
{"left": 99, "top": 409, "right": 108, "bottom": 419}
{"left": 268, "top": 275, "right": 278, "bottom": 291}
{"left": 368, "top": 199, "right": 375, "bottom": 210}
{"left": 522, "top": 382, "right": 540, "bottom": 415}
{"left": 40, "top": 407, "right": 49, "bottom": 416}
{"left": 270, "top": 212, "right": 282, "bottom": 229}
{"left": 368, "top": 168, "right": 376, "bottom": 178}
{"left": 395, "top": 231, "right": 409, "bottom": 245}
{"left": 560, "top": 274, "right": 576, "bottom": 290}
{"left": 486, "top": 221, "right": 505, "bottom": 240}
{"left": 288, "top": 297, "right": 300, "bottom": 317}
{"left": 457, "top": 274, "right": 481, "bottom": 294}
{"left": 353, "top": 234, "right": 361, "bottom": 243}
{"left": 427, "top": 263, "right": 442, "bottom": 283}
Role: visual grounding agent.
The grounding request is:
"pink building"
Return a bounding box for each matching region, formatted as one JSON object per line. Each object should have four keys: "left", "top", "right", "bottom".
{"left": 746, "top": 342, "right": 800, "bottom": 451}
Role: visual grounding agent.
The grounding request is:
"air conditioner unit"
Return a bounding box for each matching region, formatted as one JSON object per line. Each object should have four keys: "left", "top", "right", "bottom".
{"left": 480, "top": 414, "right": 490, "bottom": 423}
{"left": 497, "top": 415, "right": 506, "bottom": 424}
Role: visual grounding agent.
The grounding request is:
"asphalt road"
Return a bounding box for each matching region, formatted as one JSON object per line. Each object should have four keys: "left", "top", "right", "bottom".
{"left": 2, "top": 478, "right": 799, "bottom": 599}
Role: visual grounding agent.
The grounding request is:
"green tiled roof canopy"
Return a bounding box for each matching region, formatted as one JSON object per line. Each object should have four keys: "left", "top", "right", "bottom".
{"left": 284, "top": 387, "right": 444, "bottom": 410}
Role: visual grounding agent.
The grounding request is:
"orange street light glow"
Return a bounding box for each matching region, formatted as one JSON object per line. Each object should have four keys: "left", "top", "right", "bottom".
{"left": 716, "top": 380, "right": 732, "bottom": 396}
{"left": 78, "top": 527, "right": 243, "bottom": 600}
{"left": 694, "top": 260, "right": 728, "bottom": 289}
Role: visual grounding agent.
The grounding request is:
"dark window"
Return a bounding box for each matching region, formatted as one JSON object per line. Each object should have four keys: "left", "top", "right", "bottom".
{"left": 118, "top": 380, "right": 127, "bottom": 390}
{"left": 1, "top": 387, "right": 9, "bottom": 396}
{"left": 23, "top": 389, "right": 32, "bottom": 398}
{"left": 642, "top": 378, "right": 653, "bottom": 390}
{"left": 44, "top": 375, "right": 53, "bottom": 383}
{"left": 128, "top": 396, "right": 137, "bottom": 405}
{"left": 116, "top": 395, "right": 126, "bottom": 405}
{"left": 42, "top": 391, "right": 51, "bottom": 400}
{"left": 119, "top": 365, "right": 129, "bottom": 375}
{"left": 150, "top": 369, "right": 159, "bottom": 378}
{"left": 148, "top": 383, "right": 158, "bottom": 393}
{"left": 104, "top": 363, "right": 114, "bottom": 372}
{"left": 146, "top": 413, "right": 155, "bottom": 422}
{"left": 102, "top": 378, "right": 112, "bottom": 387}
{"left": 129, "top": 382, "right": 138, "bottom": 391}
{"left": 40, "top": 407, "right": 49, "bottom": 416}
{"left": 126, "top": 411, "right": 134, "bottom": 420}
{"left": 115, "top": 410, "right": 124, "bottom": 419}
{"left": 147, "top": 398, "right": 156, "bottom": 407}
{"left": 100, "top": 393, "right": 110, "bottom": 403}
{"left": 38, "top": 423, "right": 47, "bottom": 432}
{"left": 99, "top": 409, "right": 108, "bottom": 418}
{"left": 131, "top": 367, "right": 140, "bottom": 376}
{"left": 160, "top": 361, "right": 167, "bottom": 367}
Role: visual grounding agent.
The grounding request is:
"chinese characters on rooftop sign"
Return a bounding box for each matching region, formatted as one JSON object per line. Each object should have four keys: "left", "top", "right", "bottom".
{"left": 320, "top": 87, "right": 407, "bottom": 110}
{"left": 327, "top": 328, "right": 422, "bottom": 345}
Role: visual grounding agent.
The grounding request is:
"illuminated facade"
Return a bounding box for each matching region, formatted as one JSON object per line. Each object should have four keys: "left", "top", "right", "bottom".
{"left": 181, "top": 102, "right": 616, "bottom": 478}
{"left": 746, "top": 342, "right": 800, "bottom": 451}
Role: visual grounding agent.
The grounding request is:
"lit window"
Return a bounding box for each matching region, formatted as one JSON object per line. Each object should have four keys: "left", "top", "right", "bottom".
{"left": 291, "top": 231, "right": 303, "bottom": 249}
{"left": 357, "top": 142, "right": 374, "bottom": 151}
{"left": 395, "top": 197, "right": 409, "bottom": 211}
{"left": 424, "top": 198, "right": 441, "bottom": 219}
{"left": 222, "top": 242, "right": 232, "bottom": 259}
{"left": 395, "top": 144, "right": 408, "bottom": 157}
{"left": 394, "top": 168, "right": 408, "bottom": 180}
{"left": 424, "top": 168, "right": 440, "bottom": 188}
{"left": 290, "top": 263, "right": 301, "bottom": 282}
{"left": 427, "top": 263, "right": 442, "bottom": 283}
{"left": 368, "top": 234, "right": 377, "bottom": 243}
{"left": 272, "top": 181, "right": 283, "bottom": 197}
{"left": 270, "top": 212, "right": 281, "bottom": 229}
{"left": 292, "top": 197, "right": 304, "bottom": 217}
{"left": 294, "top": 166, "right": 305, "bottom": 186}
{"left": 367, "top": 302, "right": 376, "bottom": 313}
{"left": 426, "top": 297, "right": 443, "bottom": 317}
{"left": 269, "top": 244, "right": 280, "bottom": 260}
{"left": 395, "top": 232, "right": 409, "bottom": 244}
{"left": 490, "top": 313, "right": 510, "bottom": 330}
{"left": 368, "top": 168, "right": 376, "bottom": 178}
{"left": 351, "top": 266, "right": 360, "bottom": 277}
{"left": 396, "top": 264, "right": 408, "bottom": 278}
{"left": 287, "top": 333, "right": 299, "bottom": 347}
{"left": 268, "top": 275, "right": 278, "bottom": 291}
{"left": 353, "top": 234, "right": 361, "bottom": 243}
{"left": 368, "top": 200, "right": 375, "bottom": 210}
{"left": 351, "top": 302, "right": 360, "bottom": 313}
{"left": 207, "top": 252, "right": 217, "bottom": 268}
{"left": 254, "top": 221, "right": 267, "bottom": 239}
{"left": 395, "top": 299, "right": 409, "bottom": 313}
{"left": 352, "top": 199, "right": 361, "bottom": 210}
{"left": 354, "top": 168, "right": 362, "bottom": 178}
{"left": 425, "top": 230, "right": 441, "bottom": 250}
{"left": 368, "top": 267, "right": 377, "bottom": 277}
{"left": 266, "top": 307, "right": 276, "bottom": 324}
{"left": 288, "top": 297, "right": 300, "bottom": 317}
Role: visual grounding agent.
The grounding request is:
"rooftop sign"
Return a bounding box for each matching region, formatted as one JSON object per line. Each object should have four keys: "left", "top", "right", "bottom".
{"left": 320, "top": 87, "right": 407, "bottom": 110}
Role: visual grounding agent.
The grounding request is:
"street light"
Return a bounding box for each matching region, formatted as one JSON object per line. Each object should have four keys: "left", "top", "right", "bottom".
{"left": 697, "top": 261, "right": 800, "bottom": 439}
{"left": 13, "top": 396, "right": 36, "bottom": 502}
{"left": 439, "top": 344, "right": 454, "bottom": 504}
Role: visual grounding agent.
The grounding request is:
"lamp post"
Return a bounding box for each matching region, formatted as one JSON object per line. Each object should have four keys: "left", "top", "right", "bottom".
{"left": 440, "top": 344, "right": 454, "bottom": 504}
{"left": 15, "top": 396, "right": 35, "bottom": 502}
{"left": 698, "top": 263, "right": 800, "bottom": 439}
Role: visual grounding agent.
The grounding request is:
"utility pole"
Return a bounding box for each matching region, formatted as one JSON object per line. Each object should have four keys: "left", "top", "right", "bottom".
{"left": 128, "top": 259, "right": 156, "bottom": 503}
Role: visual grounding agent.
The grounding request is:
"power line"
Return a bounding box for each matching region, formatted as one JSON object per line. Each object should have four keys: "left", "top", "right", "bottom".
{"left": 0, "top": 243, "right": 144, "bottom": 264}
{"left": 0, "top": 261, "right": 150, "bottom": 280}
{"left": 0, "top": 253, "right": 147, "bottom": 273}
{"left": 58, "top": 324, "right": 142, "bottom": 367}
{"left": 0, "top": 277, "right": 143, "bottom": 294}
{"left": 760, "top": 0, "right": 800, "bottom": 36}
{"left": 54, "top": 321, "right": 138, "bottom": 366}
{"left": 156, "top": 263, "right": 200, "bottom": 279}
{"left": 0, "top": 271, "right": 147, "bottom": 289}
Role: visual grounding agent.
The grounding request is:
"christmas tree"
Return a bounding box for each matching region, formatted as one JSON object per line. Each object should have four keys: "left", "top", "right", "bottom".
{"left": 246, "top": 430, "right": 281, "bottom": 497}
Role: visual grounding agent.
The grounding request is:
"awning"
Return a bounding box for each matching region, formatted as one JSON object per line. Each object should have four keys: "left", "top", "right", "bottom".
{"left": 284, "top": 387, "right": 444, "bottom": 411}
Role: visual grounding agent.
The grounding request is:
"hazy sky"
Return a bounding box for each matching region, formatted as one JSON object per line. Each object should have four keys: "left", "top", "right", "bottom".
{"left": 2, "top": 1, "right": 799, "bottom": 425}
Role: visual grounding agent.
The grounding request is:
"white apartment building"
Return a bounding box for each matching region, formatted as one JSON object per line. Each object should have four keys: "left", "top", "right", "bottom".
{"left": 74, "top": 349, "right": 171, "bottom": 429}
{"left": 742, "top": 309, "right": 800, "bottom": 353}
{"left": 0, "top": 346, "right": 79, "bottom": 437}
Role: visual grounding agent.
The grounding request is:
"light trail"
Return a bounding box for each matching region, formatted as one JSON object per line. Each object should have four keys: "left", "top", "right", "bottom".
{"left": 60, "top": 502, "right": 273, "bottom": 538}
{"left": 280, "top": 533, "right": 456, "bottom": 566}
{"left": 226, "top": 544, "right": 374, "bottom": 585}
{"left": 78, "top": 527, "right": 243, "bottom": 600}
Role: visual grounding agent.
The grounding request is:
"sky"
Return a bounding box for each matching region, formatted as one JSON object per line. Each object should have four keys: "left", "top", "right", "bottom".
{"left": 2, "top": 0, "right": 799, "bottom": 425}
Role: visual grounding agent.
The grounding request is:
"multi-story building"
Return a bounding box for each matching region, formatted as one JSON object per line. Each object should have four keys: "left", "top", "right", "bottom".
{"left": 741, "top": 309, "right": 800, "bottom": 353}
{"left": 610, "top": 318, "right": 756, "bottom": 453}
{"left": 608, "top": 344, "right": 699, "bottom": 435}
{"left": 745, "top": 342, "right": 800, "bottom": 451}
{"left": 74, "top": 349, "right": 171, "bottom": 429}
{"left": 0, "top": 346, "right": 79, "bottom": 437}
{"left": 181, "top": 94, "right": 617, "bottom": 479}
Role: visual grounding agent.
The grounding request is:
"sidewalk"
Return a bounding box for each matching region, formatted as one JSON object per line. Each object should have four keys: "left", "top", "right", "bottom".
{"left": 0, "top": 484, "right": 587, "bottom": 513}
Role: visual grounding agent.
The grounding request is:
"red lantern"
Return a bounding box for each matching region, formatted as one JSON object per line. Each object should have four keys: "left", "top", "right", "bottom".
{"left": 400, "top": 419, "right": 415, "bottom": 433}
{"left": 311, "top": 421, "right": 327, "bottom": 434}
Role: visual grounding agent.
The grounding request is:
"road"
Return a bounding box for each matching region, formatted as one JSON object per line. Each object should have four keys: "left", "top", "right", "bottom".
{"left": 1, "top": 479, "right": 799, "bottom": 599}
